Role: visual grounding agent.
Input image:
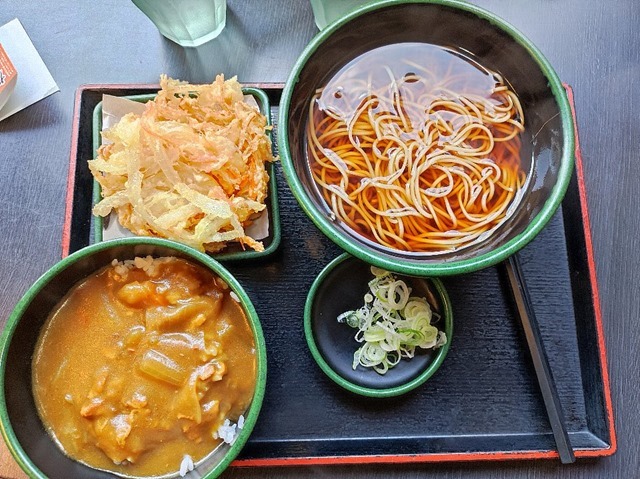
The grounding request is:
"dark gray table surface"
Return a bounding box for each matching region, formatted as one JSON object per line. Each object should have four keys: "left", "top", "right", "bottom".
{"left": 0, "top": 1, "right": 637, "bottom": 478}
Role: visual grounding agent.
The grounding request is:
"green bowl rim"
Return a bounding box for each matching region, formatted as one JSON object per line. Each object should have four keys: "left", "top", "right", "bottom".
{"left": 303, "top": 252, "right": 453, "bottom": 398}
{"left": 91, "top": 87, "right": 281, "bottom": 262}
{"left": 0, "top": 237, "right": 267, "bottom": 479}
{"left": 278, "top": 0, "right": 575, "bottom": 277}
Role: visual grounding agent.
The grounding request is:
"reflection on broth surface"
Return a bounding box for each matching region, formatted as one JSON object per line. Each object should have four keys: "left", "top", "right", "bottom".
{"left": 306, "top": 43, "right": 529, "bottom": 254}
{"left": 32, "top": 257, "right": 256, "bottom": 477}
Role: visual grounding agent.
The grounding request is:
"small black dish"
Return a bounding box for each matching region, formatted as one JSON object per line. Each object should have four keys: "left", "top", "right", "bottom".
{"left": 304, "top": 253, "right": 453, "bottom": 397}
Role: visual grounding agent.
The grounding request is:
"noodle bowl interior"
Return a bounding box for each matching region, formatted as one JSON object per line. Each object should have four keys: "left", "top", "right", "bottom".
{"left": 306, "top": 43, "right": 530, "bottom": 254}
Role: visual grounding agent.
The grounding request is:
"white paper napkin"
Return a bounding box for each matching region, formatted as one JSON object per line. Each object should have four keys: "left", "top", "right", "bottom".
{"left": 0, "top": 18, "right": 59, "bottom": 121}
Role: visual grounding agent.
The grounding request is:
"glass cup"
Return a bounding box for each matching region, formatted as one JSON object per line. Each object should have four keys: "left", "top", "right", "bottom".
{"left": 132, "top": 0, "right": 227, "bottom": 48}
{"left": 310, "top": 0, "right": 379, "bottom": 30}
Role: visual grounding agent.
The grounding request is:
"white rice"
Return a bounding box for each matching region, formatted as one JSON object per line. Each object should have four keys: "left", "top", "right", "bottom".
{"left": 216, "top": 419, "right": 237, "bottom": 444}
{"left": 213, "top": 415, "right": 245, "bottom": 445}
{"left": 229, "top": 291, "right": 240, "bottom": 303}
{"left": 111, "top": 256, "right": 161, "bottom": 278}
{"left": 179, "top": 454, "right": 194, "bottom": 477}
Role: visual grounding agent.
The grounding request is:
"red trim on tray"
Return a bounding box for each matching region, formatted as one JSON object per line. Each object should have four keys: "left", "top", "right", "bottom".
{"left": 230, "top": 448, "right": 617, "bottom": 467}
{"left": 79, "top": 82, "right": 161, "bottom": 90}
{"left": 73, "top": 82, "right": 286, "bottom": 91}
{"left": 61, "top": 86, "right": 85, "bottom": 258}
{"left": 231, "top": 452, "right": 557, "bottom": 467}
{"left": 565, "top": 84, "right": 618, "bottom": 455}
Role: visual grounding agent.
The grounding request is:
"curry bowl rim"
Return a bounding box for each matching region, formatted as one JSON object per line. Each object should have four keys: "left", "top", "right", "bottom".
{"left": 0, "top": 237, "right": 267, "bottom": 479}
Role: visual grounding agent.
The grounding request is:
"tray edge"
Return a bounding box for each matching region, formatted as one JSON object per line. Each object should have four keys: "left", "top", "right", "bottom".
{"left": 59, "top": 83, "right": 617, "bottom": 468}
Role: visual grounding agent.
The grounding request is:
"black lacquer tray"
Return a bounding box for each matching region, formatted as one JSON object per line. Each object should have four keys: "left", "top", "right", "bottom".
{"left": 62, "top": 84, "right": 615, "bottom": 466}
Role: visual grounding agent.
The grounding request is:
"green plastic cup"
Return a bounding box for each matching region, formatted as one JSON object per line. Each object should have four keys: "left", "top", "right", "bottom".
{"left": 132, "top": 0, "right": 227, "bottom": 47}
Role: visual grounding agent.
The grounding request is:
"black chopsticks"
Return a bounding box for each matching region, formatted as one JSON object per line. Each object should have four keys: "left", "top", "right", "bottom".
{"left": 504, "top": 253, "right": 576, "bottom": 464}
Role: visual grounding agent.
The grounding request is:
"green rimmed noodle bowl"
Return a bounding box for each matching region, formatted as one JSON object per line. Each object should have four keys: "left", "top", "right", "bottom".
{"left": 0, "top": 237, "right": 267, "bottom": 479}
{"left": 304, "top": 253, "right": 453, "bottom": 398}
{"left": 279, "top": 0, "right": 574, "bottom": 276}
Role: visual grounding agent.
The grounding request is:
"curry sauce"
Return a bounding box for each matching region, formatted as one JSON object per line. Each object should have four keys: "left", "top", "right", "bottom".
{"left": 32, "top": 257, "right": 257, "bottom": 477}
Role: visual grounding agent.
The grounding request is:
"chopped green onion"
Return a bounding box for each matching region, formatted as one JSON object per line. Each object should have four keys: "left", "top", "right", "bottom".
{"left": 338, "top": 267, "right": 447, "bottom": 375}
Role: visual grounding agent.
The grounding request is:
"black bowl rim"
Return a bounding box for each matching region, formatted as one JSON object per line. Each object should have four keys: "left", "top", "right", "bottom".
{"left": 278, "top": 0, "right": 575, "bottom": 277}
{"left": 0, "top": 237, "right": 267, "bottom": 479}
{"left": 304, "top": 253, "right": 454, "bottom": 398}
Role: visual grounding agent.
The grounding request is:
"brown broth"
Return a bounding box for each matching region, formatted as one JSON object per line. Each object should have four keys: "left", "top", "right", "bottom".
{"left": 32, "top": 257, "right": 256, "bottom": 477}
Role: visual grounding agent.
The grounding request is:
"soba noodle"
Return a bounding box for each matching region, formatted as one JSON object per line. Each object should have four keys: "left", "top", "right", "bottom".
{"left": 306, "top": 45, "right": 526, "bottom": 254}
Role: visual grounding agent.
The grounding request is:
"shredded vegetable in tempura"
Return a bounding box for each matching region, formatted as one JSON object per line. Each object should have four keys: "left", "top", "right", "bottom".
{"left": 89, "top": 75, "right": 275, "bottom": 253}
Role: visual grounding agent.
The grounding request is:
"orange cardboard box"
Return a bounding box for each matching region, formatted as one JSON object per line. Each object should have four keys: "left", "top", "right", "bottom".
{"left": 0, "top": 43, "right": 18, "bottom": 111}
